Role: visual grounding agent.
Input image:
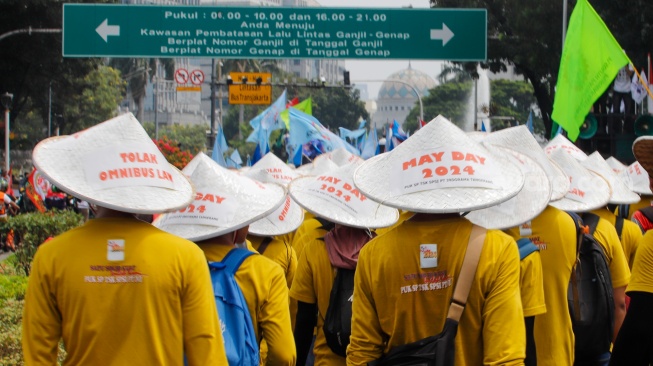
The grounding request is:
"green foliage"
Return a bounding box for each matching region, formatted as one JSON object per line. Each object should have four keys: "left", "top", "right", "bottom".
{"left": 405, "top": 81, "right": 472, "bottom": 132}
{"left": 64, "top": 65, "right": 127, "bottom": 133}
{"left": 153, "top": 136, "right": 195, "bottom": 170}
{"left": 143, "top": 122, "right": 209, "bottom": 154}
{"left": 6, "top": 211, "right": 85, "bottom": 276}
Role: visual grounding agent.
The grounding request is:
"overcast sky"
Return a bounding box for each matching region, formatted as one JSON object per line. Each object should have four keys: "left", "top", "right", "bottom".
{"left": 316, "top": 0, "right": 443, "bottom": 99}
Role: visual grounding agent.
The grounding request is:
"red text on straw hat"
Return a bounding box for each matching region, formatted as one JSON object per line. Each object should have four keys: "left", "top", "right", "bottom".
{"left": 120, "top": 152, "right": 158, "bottom": 164}
{"left": 402, "top": 151, "right": 486, "bottom": 171}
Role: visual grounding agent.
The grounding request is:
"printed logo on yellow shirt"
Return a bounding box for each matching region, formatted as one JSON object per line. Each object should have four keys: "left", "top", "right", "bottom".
{"left": 85, "top": 265, "right": 146, "bottom": 284}
{"left": 401, "top": 271, "right": 453, "bottom": 294}
{"left": 420, "top": 244, "right": 438, "bottom": 268}
{"left": 107, "top": 239, "right": 125, "bottom": 261}
{"left": 519, "top": 221, "right": 533, "bottom": 237}
{"left": 529, "top": 236, "right": 548, "bottom": 250}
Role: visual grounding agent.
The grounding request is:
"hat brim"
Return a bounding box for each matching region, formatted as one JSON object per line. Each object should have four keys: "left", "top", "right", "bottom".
{"left": 549, "top": 171, "right": 611, "bottom": 212}
{"left": 353, "top": 152, "right": 524, "bottom": 214}
{"left": 633, "top": 136, "right": 653, "bottom": 176}
{"left": 33, "top": 136, "right": 194, "bottom": 215}
{"left": 248, "top": 196, "right": 305, "bottom": 236}
{"left": 289, "top": 164, "right": 399, "bottom": 229}
{"left": 466, "top": 147, "right": 551, "bottom": 229}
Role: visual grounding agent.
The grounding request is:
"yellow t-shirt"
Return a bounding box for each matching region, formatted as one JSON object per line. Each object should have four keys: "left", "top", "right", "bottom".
{"left": 289, "top": 237, "right": 346, "bottom": 366}
{"left": 291, "top": 215, "right": 330, "bottom": 258}
{"left": 592, "top": 207, "right": 643, "bottom": 269}
{"left": 591, "top": 216, "right": 631, "bottom": 288}
{"left": 519, "top": 250, "right": 546, "bottom": 318}
{"left": 627, "top": 230, "right": 653, "bottom": 293}
{"left": 198, "top": 242, "right": 297, "bottom": 365}
{"left": 248, "top": 235, "right": 298, "bottom": 289}
{"left": 505, "top": 206, "right": 577, "bottom": 366}
{"left": 347, "top": 217, "right": 525, "bottom": 366}
{"left": 22, "top": 218, "right": 226, "bottom": 366}
{"left": 374, "top": 210, "right": 414, "bottom": 236}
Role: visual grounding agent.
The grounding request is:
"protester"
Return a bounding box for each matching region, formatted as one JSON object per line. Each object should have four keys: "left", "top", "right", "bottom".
{"left": 289, "top": 161, "right": 399, "bottom": 366}
{"left": 0, "top": 177, "right": 19, "bottom": 221}
{"left": 22, "top": 113, "right": 226, "bottom": 364}
{"left": 547, "top": 146, "right": 629, "bottom": 364}
{"left": 478, "top": 126, "right": 579, "bottom": 366}
{"left": 467, "top": 126, "right": 559, "bottom": 365}
{"left": 154, "top": 152, "right": 297, "bottom": 365}
{"left": 348, "top": 116, "right": 527, "bottom": 365}
{"left": 610, "top": 135, "right": 653, "bottom": 365}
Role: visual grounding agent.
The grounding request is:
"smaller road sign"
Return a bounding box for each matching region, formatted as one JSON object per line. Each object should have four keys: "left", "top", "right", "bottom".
{"left": 174, "top": 68, "right": 189, "bottom": 84}
{"left": 190, "top": 69, "right": 205, "bottom": 85}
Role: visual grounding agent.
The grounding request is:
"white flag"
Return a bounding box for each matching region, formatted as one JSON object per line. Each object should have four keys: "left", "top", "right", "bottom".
{"left": 632, "top": 71, "right": 647, "bottom": 104}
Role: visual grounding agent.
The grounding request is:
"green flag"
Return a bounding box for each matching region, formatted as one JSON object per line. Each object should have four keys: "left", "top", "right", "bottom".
{"left": 281, "top": 97, "right": 312, "bottom": 129}
{"left": 551, "top": 0, "right": 629, "bottom": 141}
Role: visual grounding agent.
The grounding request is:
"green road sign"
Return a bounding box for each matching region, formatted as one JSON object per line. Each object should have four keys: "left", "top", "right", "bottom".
{"left": 63, "top": 4, "right": 486, "bottom": 60}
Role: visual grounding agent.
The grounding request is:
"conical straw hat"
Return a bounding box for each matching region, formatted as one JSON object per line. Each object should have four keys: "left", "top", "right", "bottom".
{"left": 606, "top": 156, "right": 627, "bottom": 174}
{"left": 544, "top": 134, "right": 588, "bottom": 161}
{"left": 581, "top": 152, "right": 639, "bottom": 204}
{"left": 244, "top": 166, "right": 304, "bottom": 236}
{"left": 32, "top": 113, "right": 194, "bottom": 214}
{"left": 548, "top": 148, "right": 611, "bottom": 212}
{"left": 480, "top": 125, "right": 570, "bottom": 201}
{"left": 289, "top": 162, "right": 399, "bottom": 228}
{"left": 466, "top": 145, "right": 551, "bottom": 229}
{"left": 154, "top": 153, "right": 286, "bottom": 241}
{"left": 619, "top": 161, "right": 653, "bottom": 195}
{"left": 353, "top": 115, "right": 524, "bottom": 213}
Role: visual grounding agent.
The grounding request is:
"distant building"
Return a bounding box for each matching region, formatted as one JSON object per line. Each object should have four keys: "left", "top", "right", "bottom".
{"left": 373, "top": 64, "right": 437, "bottom": 127}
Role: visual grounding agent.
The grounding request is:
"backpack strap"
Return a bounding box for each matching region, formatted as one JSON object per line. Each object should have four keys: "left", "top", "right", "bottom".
{"left": 617, "top": 204, "right": 631, "bottom": 219}
{"left": 615, "top": 216, "right": 624, "bottom": 240}
{"left": 517, "top": 238, "right": 539, "bottom": 260}
{"left": 581, "top": 212, "right": 600, "bottom": 236}
{"left": 257, "top": 237, "right": 273, "bottom": 255}
{"left": 447, "top": 225, "right": 486, "bottom": 322}
{"left": 216, "top": 248, "right": 256, "bottom": 275}
{"left": 639, "top": 206, "right": 653, "bottom": 223}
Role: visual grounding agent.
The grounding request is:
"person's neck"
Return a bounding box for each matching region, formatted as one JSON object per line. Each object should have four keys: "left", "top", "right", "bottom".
{"left": 93, "top": 207, "right": 135, "bottom": 219}
{"left": 409, "top": 212, "right": 461, "bottom": 221}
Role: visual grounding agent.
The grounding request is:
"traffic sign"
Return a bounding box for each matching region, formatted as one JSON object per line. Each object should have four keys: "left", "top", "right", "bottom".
{"left": 62, "top": 4, "right": 487, "bottom": 60}
{"left": 190, "top": 69, "right": 205, "bottom": 85}
{"left": 174, "top": 68, "right": 189, "bottom": 84}
{"left": 228, "top": 72, "right": 272, "bottom": 105}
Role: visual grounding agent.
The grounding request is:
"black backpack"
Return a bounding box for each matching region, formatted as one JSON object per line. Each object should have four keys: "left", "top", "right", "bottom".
{"left": 323, "top": 267, "right": 356, "bottom": 357}
{"left": 566, "top": 212, "right": 615, "bottom": 364}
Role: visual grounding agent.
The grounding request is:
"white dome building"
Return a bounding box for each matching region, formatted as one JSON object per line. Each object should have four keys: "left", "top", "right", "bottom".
{"left": 373, "top": 64, "right": 437, "bottom": 127}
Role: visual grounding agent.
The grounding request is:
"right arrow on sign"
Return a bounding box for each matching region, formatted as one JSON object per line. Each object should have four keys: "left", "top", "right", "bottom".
{"left": 430, "top": 23, "right": 454, "bottom": 46}
{"left": 96, "top": 19, "right": 120, "bottom": 43}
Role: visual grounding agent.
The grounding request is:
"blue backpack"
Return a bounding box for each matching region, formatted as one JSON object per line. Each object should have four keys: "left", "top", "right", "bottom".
{"left": 209, "top": 248, "right": 259, "bottom": 366}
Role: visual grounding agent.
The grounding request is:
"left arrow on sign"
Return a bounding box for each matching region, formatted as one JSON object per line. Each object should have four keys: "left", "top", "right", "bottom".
{"left": 96, "top": 19, "right": 120, "bottom": 43}
{"left": 430, "top": 23, "right": 454, "bottom": 46}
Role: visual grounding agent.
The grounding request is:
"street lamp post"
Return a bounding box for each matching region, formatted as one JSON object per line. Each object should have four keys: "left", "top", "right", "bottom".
{"left": 1, "top": 93, "right": 13, "bottom": 175}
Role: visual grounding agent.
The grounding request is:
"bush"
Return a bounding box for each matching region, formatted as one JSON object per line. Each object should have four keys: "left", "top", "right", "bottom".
{"left": 3, "top": 211, "right": 85, "bottom": 276}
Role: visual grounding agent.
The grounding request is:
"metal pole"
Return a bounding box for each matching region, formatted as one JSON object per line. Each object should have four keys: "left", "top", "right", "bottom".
{"left": 48, "top": 82, "right": 52, "bottom": 137}
{"left": 154, "top": 60, "right": 159, "bottom": 140}
{"left": 4, "top": 107, "right": 9, "bottom": 173}
{"left": 210, "top": 58, "right": 216, "bottom": 148}
{"left": 474, "top": 78, "right": 478, "bottom": 130}
{"left": 218, "top": 60, "right": 223, "bottom": 131}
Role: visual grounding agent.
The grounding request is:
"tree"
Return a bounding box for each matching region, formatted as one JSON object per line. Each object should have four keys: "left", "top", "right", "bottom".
{"left": 405, "top": 81, "right": 472, "bottom": 132}
{"left": 0, "top": 0, "right": 120, "bottom": 140}
{"left": 142, "top": 122, "right": 208, "bottom": 155}
{"left": 108, "top": 58, "right": 175, "bottom": 122}
{"left": 429, "top": 0, "right": 653, "bottom": 138}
